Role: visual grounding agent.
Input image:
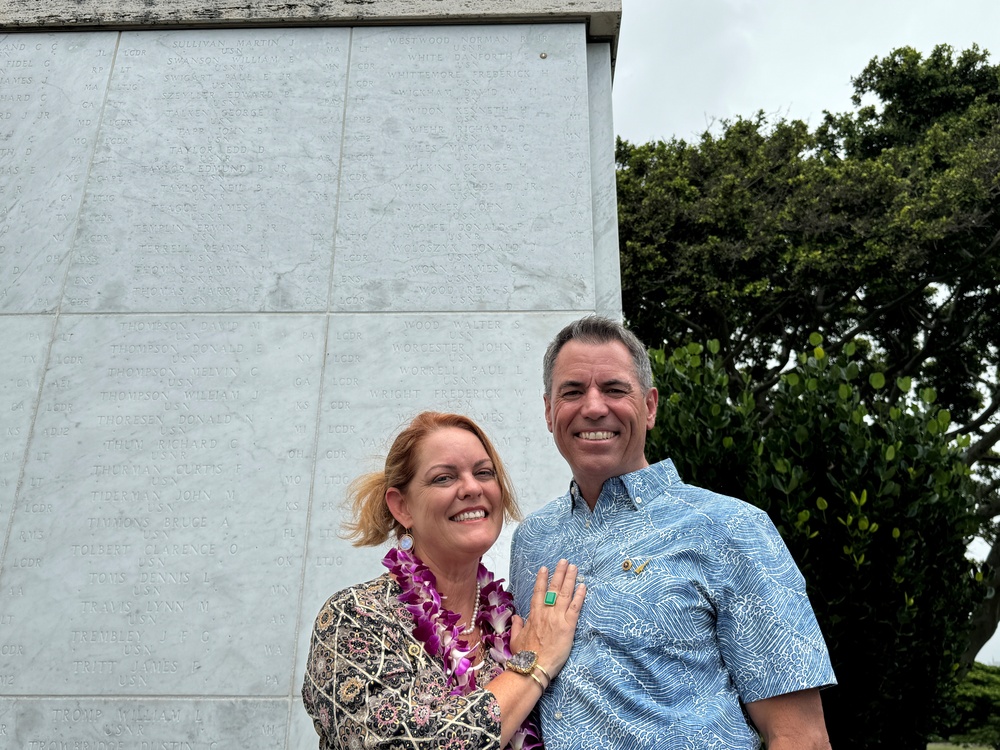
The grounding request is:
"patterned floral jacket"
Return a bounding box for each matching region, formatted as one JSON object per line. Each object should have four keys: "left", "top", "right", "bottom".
{"left": 302, "top": 574, "right": 506, "bottom": 749}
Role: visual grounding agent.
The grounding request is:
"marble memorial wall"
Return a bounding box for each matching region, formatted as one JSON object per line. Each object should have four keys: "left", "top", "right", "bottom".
{"left": 0, "top": 22, "right": 620, "bottom": 749}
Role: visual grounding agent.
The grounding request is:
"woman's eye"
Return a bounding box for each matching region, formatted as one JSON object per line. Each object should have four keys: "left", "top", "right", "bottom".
{"left": 477, "top": 469, "right": 496, "bottom": 479}
{"left": 431, "top": 475, "right": 452, "bottom": 484}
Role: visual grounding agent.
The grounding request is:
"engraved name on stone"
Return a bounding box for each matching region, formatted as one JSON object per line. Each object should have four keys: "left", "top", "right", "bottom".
{"left": 0, "top": 33, "right": 114, "bottom": 313}
{"left": 3, "top": 698, "right": 287, "bottom": 750}
{"left": 334, "top": 25, "right": 595, "bottom": 312}
{"left": 68, "top": 28, "right": 350, "bottom": 313}
{"left": 0, "top": 321, "right": 51, "bottom": 542}
{"left": 2, "top": 315, "right": 325, "bottom": 694}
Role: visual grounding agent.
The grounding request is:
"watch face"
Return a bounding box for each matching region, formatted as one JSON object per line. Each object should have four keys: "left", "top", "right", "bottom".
{"left": 508, "top": 650, "right": 538, "bottom": 673}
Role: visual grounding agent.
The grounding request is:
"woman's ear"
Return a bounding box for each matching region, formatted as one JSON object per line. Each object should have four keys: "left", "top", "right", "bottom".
{"left": 385, "top": 487, "right": 412, "bottom": 528}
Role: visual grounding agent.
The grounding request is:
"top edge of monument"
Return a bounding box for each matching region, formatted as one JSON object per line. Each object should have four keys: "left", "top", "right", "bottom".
{"left": 0, "top": 1, "right": 622, "bottom": 42}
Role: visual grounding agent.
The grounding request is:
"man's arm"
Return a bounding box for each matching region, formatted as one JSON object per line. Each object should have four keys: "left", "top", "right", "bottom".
{"left": 744, "top": 688, "right": 832, "bottom": 750}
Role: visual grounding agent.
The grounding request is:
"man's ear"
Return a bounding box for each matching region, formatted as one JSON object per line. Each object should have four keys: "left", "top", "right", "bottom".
{"left": 644, "top": 387, "right": 658, "bottom": 430}
{"left": 385, "top": 487, "right": 412, "bottom": 528}
{"left": 543, "top": 394, "right": 553, "bottom": 433}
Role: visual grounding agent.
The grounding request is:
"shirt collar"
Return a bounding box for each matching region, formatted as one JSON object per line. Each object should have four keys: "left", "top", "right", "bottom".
{"left": 567, "top": 459, "right": 680, "bottom": 513}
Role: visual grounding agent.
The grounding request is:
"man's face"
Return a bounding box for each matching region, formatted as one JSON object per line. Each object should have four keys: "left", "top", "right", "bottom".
{"left": 544, "top": 339, "right": 657, "bottom": 500}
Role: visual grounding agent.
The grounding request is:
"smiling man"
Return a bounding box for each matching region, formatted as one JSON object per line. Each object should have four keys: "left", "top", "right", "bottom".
{"left": 510, "top": 316, "right": 836, "bottom": 750}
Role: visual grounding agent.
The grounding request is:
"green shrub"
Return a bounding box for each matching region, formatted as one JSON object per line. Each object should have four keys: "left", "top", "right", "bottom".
{"left": 946, "top": 662, "right": 1000, "bottom": 749}
{"left": 647, "top": 337, "right": 984, "bottom": 750}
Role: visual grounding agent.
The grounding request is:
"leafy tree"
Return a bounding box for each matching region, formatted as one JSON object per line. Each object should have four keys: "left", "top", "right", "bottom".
{"left": 618, "top": 42, "right": 1000, "bottom": 664}
{"left": 819, "top": 44, "right": 1000, "bottom": 158}
{"left": 648, "top": 338, "right": 983, "bottom": 749}
{"left": 939, "top": 662, "right": 1000, "bottom": 748}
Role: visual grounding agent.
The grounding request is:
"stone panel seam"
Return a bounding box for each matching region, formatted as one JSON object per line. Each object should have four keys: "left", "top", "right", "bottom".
{"left": 0, "top": 316, "right": 53, "bottom": 584}
{"left": 62, "top": 32, "right": 123, "bottom": 317}
{"left": 326, "top": 27, "right": 354, "bottom": 315}
{"left": 285, "top": 319, "right": 339, "bottom": 742}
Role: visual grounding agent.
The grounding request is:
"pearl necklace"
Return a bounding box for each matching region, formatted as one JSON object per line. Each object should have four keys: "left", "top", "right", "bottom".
{"left": 382, "top": 546, "right": 543, "bottom": 749}
{"left": 459, "top": 580, "right": 482, "bottom": 635}
{"left": 383, "top": 546, "right": 509, "bottom": 694}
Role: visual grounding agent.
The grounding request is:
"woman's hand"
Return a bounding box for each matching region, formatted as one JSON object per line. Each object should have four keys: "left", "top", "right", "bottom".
{"left": 483, "top": 560, "right": 585, "bottom": 745}
{"left": 509, "top": 558, "right": 586, "bottom": 680}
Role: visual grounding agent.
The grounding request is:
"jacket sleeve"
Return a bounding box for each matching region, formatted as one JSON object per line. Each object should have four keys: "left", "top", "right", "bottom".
{"left": 302, "top": 582, "right": 503, "bottom": 749}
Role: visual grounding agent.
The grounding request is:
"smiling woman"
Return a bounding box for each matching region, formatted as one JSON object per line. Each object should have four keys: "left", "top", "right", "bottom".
{"left": 385, "top": 426, "right": 509, "bottom": 574}
{"left": 301, "top": 411, "right": 587, "bottom": 750}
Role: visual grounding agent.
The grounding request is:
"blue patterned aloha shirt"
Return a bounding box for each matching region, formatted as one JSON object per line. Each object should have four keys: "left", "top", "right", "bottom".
{"left": 510, "top": 459, "right": 836, "bottom": 750}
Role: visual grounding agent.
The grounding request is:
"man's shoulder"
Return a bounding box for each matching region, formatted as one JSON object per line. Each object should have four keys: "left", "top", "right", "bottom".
{"left": 642, "top": 460, "right": 766, "bottom": 526}
{"left": 668, "top": 480, "right": 758, "bottom": 513}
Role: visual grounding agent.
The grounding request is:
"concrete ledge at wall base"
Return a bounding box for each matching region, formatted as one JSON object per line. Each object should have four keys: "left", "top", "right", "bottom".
{"left": 0, "top": 0, "right": 621, "bottom": 47}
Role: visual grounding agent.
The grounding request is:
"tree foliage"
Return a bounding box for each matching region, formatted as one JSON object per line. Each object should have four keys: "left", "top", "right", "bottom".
{"left": 618, "top": 42, "right": 1000, "bottom": 668}
{"left": 648, "top": 338, "right": 983, "bottom": 750}
{"left": 942, "top": 662, "right": 1000, "bottom": 748}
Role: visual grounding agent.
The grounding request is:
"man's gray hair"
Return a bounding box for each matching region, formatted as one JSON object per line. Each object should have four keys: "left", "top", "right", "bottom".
{"left": 542, "top": 316, "right": 653, "bottom": 396}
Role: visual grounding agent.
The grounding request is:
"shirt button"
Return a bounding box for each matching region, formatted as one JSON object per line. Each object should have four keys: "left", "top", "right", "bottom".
{"left": 584, "top": 520, "right": 590, "bottom": 528}
{"left": 635, "top": 496, "right": 642, "bottom": 504}
{"left": 554, "top": 711, "right": 563, "bottom": 720}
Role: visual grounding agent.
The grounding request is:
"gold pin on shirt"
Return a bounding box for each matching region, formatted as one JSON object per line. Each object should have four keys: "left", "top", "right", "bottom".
{"left": 622, "top": 559, "right": 650, "bottom": 574}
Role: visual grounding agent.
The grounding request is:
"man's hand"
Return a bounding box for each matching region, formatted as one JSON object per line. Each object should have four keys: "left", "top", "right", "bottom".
{"left": 745, "top": 688, "right": 832, "bottom": 750}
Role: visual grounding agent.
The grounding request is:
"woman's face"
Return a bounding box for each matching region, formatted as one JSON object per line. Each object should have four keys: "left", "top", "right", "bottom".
{"left": 388, "top": 427, "right": 504, "bottom": 571}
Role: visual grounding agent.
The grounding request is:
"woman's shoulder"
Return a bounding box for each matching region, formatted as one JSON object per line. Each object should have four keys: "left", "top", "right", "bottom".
{"left": 327, "top": 573, "right": 394, "bottom": 602}
{"left": 312, "top": 574, "right": 400, "bottom": 630}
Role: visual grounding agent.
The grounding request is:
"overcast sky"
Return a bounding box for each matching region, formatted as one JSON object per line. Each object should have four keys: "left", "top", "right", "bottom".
{"left": 610, "top": 0, "right": 1000, "bottom": 665}
{"left": 612, "top": 0, "right": 1000, "bottom": 144}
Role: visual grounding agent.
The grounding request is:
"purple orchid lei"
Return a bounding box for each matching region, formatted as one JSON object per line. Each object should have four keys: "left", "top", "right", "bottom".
{"left": 383, "top": 546, "right": 542, "bottom": 750}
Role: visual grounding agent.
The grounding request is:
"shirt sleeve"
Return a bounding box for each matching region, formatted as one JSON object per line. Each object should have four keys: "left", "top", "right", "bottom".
{"left": 509, "top": 524, "right": 533, "bottom": 618}
{"left": 301, "top": 584, "right": 503, "bottom": 749}
{"left": 710, "top": 506, "right": 837, "bottom": 703}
